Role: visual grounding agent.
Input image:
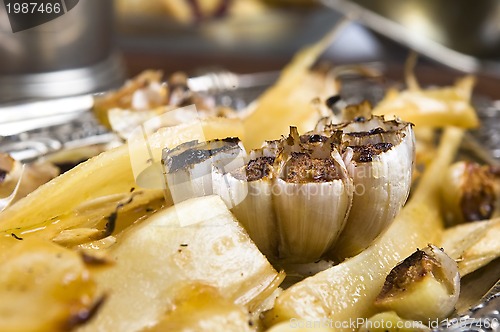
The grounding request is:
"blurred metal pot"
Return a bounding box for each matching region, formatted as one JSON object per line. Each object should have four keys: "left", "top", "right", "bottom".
{"left": 0, "top": 0, "right": 124, "bottom": 102}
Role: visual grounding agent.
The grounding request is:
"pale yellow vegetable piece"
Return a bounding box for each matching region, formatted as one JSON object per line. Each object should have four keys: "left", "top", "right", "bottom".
{"left": 265, "top": 127, "right": 463, "bottom": 331}
{"left": 77, "top": 195, "right": 283, "bottom": 332}
{"left": 242, "top": 29, "right": 341, "bottom": 149}
{"left": 0, "top": 238, "right": 101, "bottom": 332}
{"left": 267, "top": 320, "right": 334, "bottom": 332}
{"left": 440, "top": 218, "right": 500, "bottom": 276}
{"left": 143, "top": 283, "right": 255, "bottom": 332}
{"left": 359, "top": 311, "right": 430, "bottom": 332}
{"left": 373, "top": 76, "right": 479, "bottom": 129}
{"left": 374, "top": 245, "right": 460, "bottom": 322}
{"left": 0, "top": 118, "right": 243, "bottom": 238}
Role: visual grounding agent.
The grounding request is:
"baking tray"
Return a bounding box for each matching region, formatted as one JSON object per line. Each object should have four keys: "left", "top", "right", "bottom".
{"left": 0, "top": 69, "right": 499, "bottom": 331}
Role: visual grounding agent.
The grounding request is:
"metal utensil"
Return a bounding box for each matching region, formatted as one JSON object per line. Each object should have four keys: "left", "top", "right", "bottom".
{"left": 321, "top": 0, "right": 500, "bottom": 75}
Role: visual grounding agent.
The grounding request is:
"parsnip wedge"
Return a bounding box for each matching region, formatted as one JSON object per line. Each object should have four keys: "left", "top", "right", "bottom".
{"left": 0, "top": 118, "right": 244, "bottom": 239}
{"left": 440, "top": 218, "right": 500, "bottom": 276}
{"left": 77, "top": 195, "right": 283, "bottom": 332}
{"left": 143, "top": 283, "right": 255, "bottom": 332}
{"left": 359, "top": 311, "right": 430, "bottom": 332}
{"left": 0, "top": 238, "right": 102, "bottom": 332}
{"left": 373, "top": 76, "right": 478, "bottom": 129}
{"left": 242, "top": 29, "right": 341, "bottom": 149}
{"left": 265, "top": 127, "right": 463, "bottom": 331}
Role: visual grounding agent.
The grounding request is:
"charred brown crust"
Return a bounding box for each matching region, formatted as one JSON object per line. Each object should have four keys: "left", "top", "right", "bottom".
{"left": 300, "top": 134, "right": 329, "bottom": 144}
{"left": 376, "top": 249, "right": 438, "bottom": 301}
{"left": 282, "top": 153, "right": 340, "bottom": 183}
{"left": 0, "top": 154, "right": 15, "bottom": 182}
{"left": 349, "top": 143, "right": 394, "bottom": 163}
{"left": 64, "top": 295, "right": 106, "bottom": 330}
{"left": 233, "top": 157, "right": 275, "bottom": 182}
{"left": 460, "top": 163, "right": 499, "bottom": 221}
{"left": 163, "top": 138, "right": 240, "bottom": 173}
{"left": 79, "top": 252, "right": 111, "bottom": 266}
{"left": 346, "top": 127, "right": 386, "bottom": 137}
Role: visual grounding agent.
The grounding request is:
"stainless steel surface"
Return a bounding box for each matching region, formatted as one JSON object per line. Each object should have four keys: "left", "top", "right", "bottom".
{"left": 0, "top": 0, "right": 124, "bottom": 101}
{"left": 321, "top": 0, "right": 500, "bottom": 75}
{"left": 0, "top": 70, "right": 279, "bottom": 136}
{"left": 0, "top": 69, "right": 499, "bottom": 325}
{"left": 435, "top": 278, "right": 500, "bottom": 332}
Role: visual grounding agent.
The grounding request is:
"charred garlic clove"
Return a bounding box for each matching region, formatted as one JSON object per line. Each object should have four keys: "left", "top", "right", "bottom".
{"left": 273, "top": 128, "right": 353, "bottom": 263}
{"left": 326, "top": 115, "right": 415, "bottom": 259}
{"left": 214, "top": 150, "right": 279, "bottom": 259}
{"left": 162, "top": 138, "right": 246, "bottom": 204}
{"left": 441, "top": 161, "right": 500, "bottom": 225}
{"left": 375, "top": 245, "right": 460, "bottom": 322}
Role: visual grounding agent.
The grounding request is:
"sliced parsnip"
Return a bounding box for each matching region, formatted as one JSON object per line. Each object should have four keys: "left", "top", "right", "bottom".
{"left": 142, "top": 283, "right": 255, "bottom": 332}
{"left": 77, "top": 195, "right": 283, "bottom": 332}
{"left": 0, "top": 118, "right": 244, "bottom": 238}
{"left": 242, "top": 30, "right": 340, "bottom": 149}
{"left": 0, "top": 238, "right": 101, "bottom": 332}
{"left": 359, "top": 312, "right": 430, "bottom": 332}
{"left": 265, "top": 127, "right": 463, "bottom": 331}
{"left": 267, "top": 321, "right": 334, "bottom": 332}
{"left": 440, "top": 218, "right": 500, "bottom": 276}
{"left": 373, "top": 76, "right": 478, "bottom": 129}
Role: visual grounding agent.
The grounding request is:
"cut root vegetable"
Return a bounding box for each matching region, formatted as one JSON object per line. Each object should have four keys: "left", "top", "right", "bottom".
{"left": 440, "top": 218, "right": 500, "bottom": 276}
{"left": 0, "top": 118, "right": 243, "bottom": 241}
{"left": 0, "top": 238, "right": 102, "bottom": 332}
{"left": 142, "top": 284, "right": 255, "bottom": 332}
{"left": 373, "top": 76, "right": 478, "bottom": 129}
{"left": 242, "top": 27, "right": 343, "bottom": 149}
{"left": 77, "top": 195, "right": 283, "bottom": 332}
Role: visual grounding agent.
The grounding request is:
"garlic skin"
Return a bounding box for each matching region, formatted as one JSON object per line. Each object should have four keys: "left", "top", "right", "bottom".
{"left": 213, "top": 130, "right": 353, "bottom": 263}
{"left": 441, "top": 161, "right": 500, "bottom": 226}
{"left": 162, "top": 112, "right": 414, "bottom": 264}
{"left": 273, "top": 148, "right": 353, "bottom": 263}
{"left": 374, "top": 245, "right": 460, "bottom": 322}
{"left": 213, "top": 153, "right": 279, "bottom": 259}
{"left": 162, "top": 138, "right": 247, "bottom": 204}
{"left": 328, "top": 116, "right": 415, "bottom": 259}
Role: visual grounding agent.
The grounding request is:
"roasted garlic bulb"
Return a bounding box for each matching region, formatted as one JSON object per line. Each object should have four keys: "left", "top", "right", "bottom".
{"left": 161, "top": 110, "right": 415, "bottom": 264}
{"left": 315, "top": 111, "right": 415, "bottom": 259}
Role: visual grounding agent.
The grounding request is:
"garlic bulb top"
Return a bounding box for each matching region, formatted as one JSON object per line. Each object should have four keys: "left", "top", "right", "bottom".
{"left": 161, "top": 105, "right": 415, "bottom": 264}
